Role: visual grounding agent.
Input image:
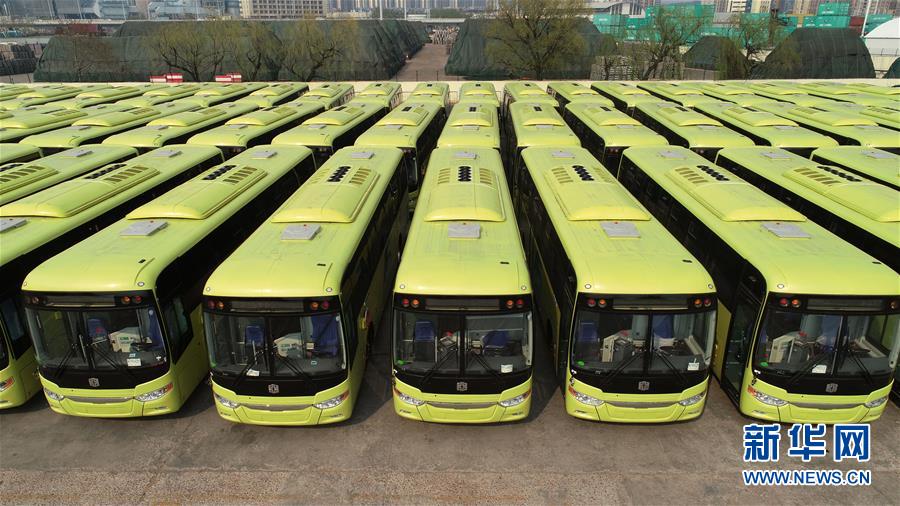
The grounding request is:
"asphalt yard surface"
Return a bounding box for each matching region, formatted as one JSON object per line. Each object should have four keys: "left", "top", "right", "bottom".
{"left": 1, "top": 330, "right": 899, "bottom": 505}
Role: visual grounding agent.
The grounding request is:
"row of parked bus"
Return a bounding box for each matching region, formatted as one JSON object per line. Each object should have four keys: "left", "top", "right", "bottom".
{"left": 0, "top": 79, "right": 897, "bottom": 428}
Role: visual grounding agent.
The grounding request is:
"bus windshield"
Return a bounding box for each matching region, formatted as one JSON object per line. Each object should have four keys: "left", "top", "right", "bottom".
{"left": 205, "top": 312, "right": 345, "bottom": 378}
{"left": 0, "top": 332, "right": 7, "bottom": 370}
{"left": 394, "top": 311, "right": 532, "bottom": 376}
{"left": 755, "top": 309, "right": 899, "bottom": 378}
{"left": 27, "top": 305, "right": 167, "bottom": 373}
{"left": 572, "top": 310, "right": 715, "bottom": 375}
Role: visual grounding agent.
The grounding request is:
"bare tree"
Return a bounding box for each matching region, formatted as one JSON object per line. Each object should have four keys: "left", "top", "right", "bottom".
{"left": 148, "top": 21, "right": 234, "bottom": 81}
{"left": 485, "top": 0, "right": 587, "bottom": 80}
{"left": 729, "top": 13, "right": 787, "bottom": 76}
{"left": 282, "top": 19, "right": 359, "bottom": 81}
{"left": 634, "top": 6, "right": 708, "bottom": 80}
{"left": 68, "top": 36, "right": 117, "bottom": 81}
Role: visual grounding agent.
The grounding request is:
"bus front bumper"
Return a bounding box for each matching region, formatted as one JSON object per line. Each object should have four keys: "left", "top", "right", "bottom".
{"left": 566, "top": 377, "right": 709, "bottom": 423}
{"left": 39, "top": 375, "right": 182, "bottom": 418}
{"left": 211, "top": 380, "right": 353, "bottom": 426}
{"left": 0, "top": 361, "right": 40, "bottom": 409}
{"left": 739, "top": 379, "right": 892, "bottom": 424}
{"left": 392, "top": 377, "right": 531, "bottom": 424}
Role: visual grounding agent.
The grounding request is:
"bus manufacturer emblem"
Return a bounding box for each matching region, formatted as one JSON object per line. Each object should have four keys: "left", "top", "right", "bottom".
{"left": 456, "top": 381, "right": 468, "bottom": 392}
{"left": 88, "top": 377, "right": 100, "bottom": 387}
{"left": 638, "top": 381, "right": 650, "bottom": 391}
{"left": 825, "top": 383, "right": 838, "bottom": 393}
{"left": 268, "top": 384, "right": 280, "bottom": 394}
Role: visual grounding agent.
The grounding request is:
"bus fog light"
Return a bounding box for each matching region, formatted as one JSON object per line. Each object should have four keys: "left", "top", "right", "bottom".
{"left": 0, "top": 377, "right": 14, "bottom": 392}
{"left": 864, "top": 397, "right": 887, "bottom": 408}
{"left": 135, "top": 383, "right": 173, "bottom": 402}
{"left": 314, "top": 391, "right": 349, "bottom": 410}
{"left": 394, "top": 388, "right": 425, "bottom": 406}
{"left": 44, "top": 389, "right": 64, "bottom": 401}
{"left": 747, "top": 386, "right": 787, "bottom": 407}
{"left": 214, "top": 393, "right": 240, "bottom": 409}
{"left": 568, "top": 385, "right": 603, "bottom": 406}
{"left": 678, "top": 394, "right": 704, "bottom": 406}
{"left": 499, "top": 391, "right": 530, "bottom": 407}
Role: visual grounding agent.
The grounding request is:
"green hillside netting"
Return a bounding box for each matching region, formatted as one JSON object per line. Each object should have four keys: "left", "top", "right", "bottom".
{"left": 751, "top": 27, "right": 875, "bottom": 79}
{"left": 445, "top": 19, "right": 617, "bottom": 79}
{"left": 34, "top": 20, "right": 427, "bottom": 82}
{"left": 683, "top": 36, "right": 747, "bottom": 79}
{"left": 884, "top": 57, "right": 900, "bottom": 79}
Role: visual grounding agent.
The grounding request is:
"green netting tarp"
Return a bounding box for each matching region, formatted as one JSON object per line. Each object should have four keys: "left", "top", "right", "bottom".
{"left": 683, "top": 36, "right": 747, "bottom": 79}
{"left": 884, "top": 57, "right": 900, "bottom": 78}
{"left": 34, "top": 20, "right": 427, "bottom": 82}
{"left": 751, "top": 27, "right": 874, "bottom": 79}
{"left": 445, "top": 19, "right": 617, "bottom": 79}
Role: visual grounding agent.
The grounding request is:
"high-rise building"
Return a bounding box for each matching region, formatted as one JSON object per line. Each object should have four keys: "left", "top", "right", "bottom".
{"left": 240, "top": 0, "right": 328, "bottom": 18}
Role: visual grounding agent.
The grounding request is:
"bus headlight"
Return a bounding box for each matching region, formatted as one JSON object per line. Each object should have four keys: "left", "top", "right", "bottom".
{"left": 314, "top": 391, "right": 349, "bottom": 410}
{"left": 44, "top": 389, "right": 64, "bottom": 401}
{"left": 498, "top": 391, "right": 530, "bottom": 408}
{"left": 0, "top": 377, "right": 14, "bottom": 392}
{"left": 135, "top": 383, "right": 173, "bottom": 402}
{"left": 747, "top": 386, "right": 787, "bottom": 407}
{"left": 568, "top": 385, "right": 604, "bottom": 406}
{"left": 214, "top": 393, "right": 240, "bottom": 409}
{"left": 394, "top": 388, "right": 425, "bottom": 406}
{"left": 678, "top": 394, "right": 705, "bottom": 406}
{"left": 864, "top": 396, "right": 887, "bottom": 408}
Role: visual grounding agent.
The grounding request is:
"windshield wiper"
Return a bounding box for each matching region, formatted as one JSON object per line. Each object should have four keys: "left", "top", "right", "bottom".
{"left": 597, "top": 350, "right": 644, "bottom": 389}
{"left": 53, "top": 338, "right": 82, "bottom": 379}
{"left": 466, "top": 349, "right": 502, "bottom": 380}
{"left": 651, "top": 347, "right": 689, "bottom": 386}
{"left": 273, "top": 353, "right": 309, "bottom": 380}
{"left": 785, "top": 350, "right": 834, "bottom": 388}
{"left": 89, "top": 342, "right": 140, "bottom": 386}
{"left": 421, "top": 344, "right": 458, "bottom": 386}
{"left": 841, "top": 342, "right": 877, "bottom": 388}
{"left": 232, "top": 347, "right": 269, "bottom": 388}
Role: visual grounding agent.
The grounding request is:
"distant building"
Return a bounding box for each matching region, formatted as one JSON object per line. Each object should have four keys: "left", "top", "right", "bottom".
{"left": 241, "top": 0, "right": 328, "bottom": 18}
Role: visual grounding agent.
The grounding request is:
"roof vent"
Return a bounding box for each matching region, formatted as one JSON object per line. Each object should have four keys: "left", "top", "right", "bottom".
{"left": 600, "top": 221, "right": 640, "bottom": 238}
{"left": 282, "top": 223, "right": 321, "bottom": 241}
{"left": 659, "top": 150, "right": 686, "bottom": 159}
{"left": 250, "top": 150, "right": 277, "bottom": 159}
{"left": 152, "top": 149, "right": 181, "bottom": 158}
{"left": 762, "top": 222, "right": 810, "bottom": 238}
{"left": 350, "top": 151, "right": 374, "bottom": 159}
{"left": 448, "top": 222, "right": 481, "bottom": 239}
{"left": 64, "top": 148, "right": 93, "bottom": 158}
{"left": 573, "top": 165, "right": 594, "bottom": 181}
{"left": 120, "top": 220, "right": 168, "bottom": 236}
{"left": 454, "top": 151, "right": 477, "bottom": 160}
{"left": 551, "top": 150, "right": 574, "bottom": 158}
{"left": 863, "top": 150, "right": 892, "bottom": 159}
{"left": 85, "top": 163, "right": 127, "bottom": 179}
{"left": 327, "top": 165, "right": 351, "bottom": 183}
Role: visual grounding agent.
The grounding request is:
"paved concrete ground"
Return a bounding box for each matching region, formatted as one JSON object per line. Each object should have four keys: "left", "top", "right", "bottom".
{"left": 1, "top": 331, "right": 899, "bottom": 505}
{"left": 395, "top": 43, "right": 454, "bottom": 82}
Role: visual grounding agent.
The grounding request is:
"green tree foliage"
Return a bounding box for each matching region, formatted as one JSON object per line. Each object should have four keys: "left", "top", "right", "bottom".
{"left": 485, "top": 0, "right": 587, "bottom": 80}
{"left": 147, "top": 20, "right": 232, "bottom": 81}
{"left": 728, "top": 13, "right": 787, "bottom": 76}
{"left": 634, "top": 5, "right": 708, "bottom": 80}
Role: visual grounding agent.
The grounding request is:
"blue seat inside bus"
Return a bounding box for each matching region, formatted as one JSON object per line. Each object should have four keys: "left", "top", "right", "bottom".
{"left": 414, "top": 321, "right": 435, "bottom": 362}
{"left": 312, "top": 315, "right": 339, "bottom": 357}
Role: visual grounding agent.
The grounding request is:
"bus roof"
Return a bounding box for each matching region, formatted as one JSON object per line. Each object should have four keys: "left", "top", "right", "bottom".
{"left": 813, "top": 102, "right": 900, "bottom": 130}
{"left": 744, "top": 82, "right": 835, "bottom": 107}
{"left": 105, "top": 102, "right": 257, "bottom": 149}
{"left": 504, "top": 82, "right": 558, "bottom": 107}
{"left": 437, "top": 103, "right": 500, "bottom": 150}
{"left": 564, "top": 102, "right": 667, "bottom": 149}
{"left": 23, "top": 145, "right": 313, "bottom": 294}
{"left": 410, "top": 82, "right": 449, "bottom": 97}
{"left": 395, "top": 147, "right": 530, "bottom": 296}
{"left": 688, "top": 82, "right": 777, "bottom": 107}
{"left": 352, "top": 82, "right": 402, "bottom": 108}
{"left": 811, "top": 146, "right": 900, "bottom": 190}
{"left": 0, "top": 85, "right": 30, "bottom": 101}
{"left": 717, "top": 147, "right": 899, "bottom": 246}
{"left": 290, "top": 83, "right": 354, "bottom": 108}
{"left": 636, "top": 102, "right": 755, "bottom": 150}
{"left": 0, "top": 84, "right": 109, "bottom": 110}
{"left": 354, "top": 101, "right": 443, "bottom": 149}
{"left": 235, "top": 82, "right": 309, "bottom": 108}
{"left": 622, "top": 146, "right": 898, "bottom": 296}
{"left": 522, "top": 146, "right": 713, "bottom": 294}
{"left": 0, "top": 144, "right": 137, "bottom": 206}
{"left": 637, "top": 82, "right": 721, "bottom": 107}
{"left": 754, "top": 102, "right": 900, "bottom": 149}
{"left": 458, "top": 82, "right": 499, "bottom": 108}
{"left": 181, "top": 82, "right": 267, "bottom": 106}
{"left": 509, "top": 101, "right": 580, "bottom": 149}
{"left": 0, "top": 145, "right": 223, "bottom": 267}
{"left": 52, "top": 84, "right": 163, "bottom": 109}
{"left": 693, "top": 102, "right": 838, "bottom": 150}
{"left": 117, "top": 83, "right": 207, "bottom": 107}
{"left": 795, "top": 82, "right": 899, "bottom": 107}
{"left": 186, "top": 102, "right": 321, "bottom": 149}
{"left": 844, "top": 83, "right": 899, "bottom": 97}
{"left": 205, "top": 146, "right": 404, "bottom": 298}
{"left": 0, "top": 103, "right": 134, "bottom": 142}
{"left": 591, "top": 82, "right": 659, "bottom": 109}
{"left": 0, "top": 143, "right": 40, "bottom": 164}
{"left": 270, "top": 102, "right": 380, "bottom": 147}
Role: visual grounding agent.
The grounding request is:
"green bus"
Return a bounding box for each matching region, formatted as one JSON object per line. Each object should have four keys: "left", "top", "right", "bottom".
{"left": 694, "top": 102, "right": 838, "bottom": 157}
{"left": 811, "top": 147, "right": 899, "bottom": 191}
{"left": 457, "top": 82, "right": 499, "bottom": 108}
{"left": 844, "top": 83, "right": 899, "bottom": 98}
{"left": 591, "top": 82, "right": 659, "bottom": 116}
{"left": 715, "top": 146, "right": 899, "bottom": 274}
{"left": 291, "top": 83, "right": 355, "bottom": 109}
{"left": 813, "top": 102, "right": 900, "bottom": 131}
{"left": 0, "top": 144, "right": 137, "bottom": 206}
{"left": 407, "top": 82, "right": 450, "bottom": 110}
{"left": 273, "top": 101, "right": 386, "bottom": 166}
{"left": 502, "top": 101, "right": 580, "bottom": 187}
{"left": 545, "top": 82, "right": 614, "bottom": 108}
{"left": 354, "top": 101, "right": 446, "bottom": 192}
{"left": 502, "top": 82, "right": 558, "bottom": 120}
{"left": 0, "top": 145, "right": 223, "bottom": 409}
{"left": 23, "top": 145, "right": 315, "bottom": 418}
{"left": 0, "top": 85, "right": 31, "bottom": 101}
{"left": 795, "top": 82, "right": 898, "bottom": 108}
{"left": 744, "top": 82, "right": 835, "bottom": 107}
{"left": 513, "top": 146, "right": 716, "bottom": 422}
{"left": 392, "top": 147, "right": 533, "bottom": 424}
{"left": 633, "top": 102, "right": 754, "bottom": 160}
{"left": 181, "top": 82, "right": 267, "bottom": 107}
{"left": 21, "top": 101, "right": 200, "bottom": 155}
{"left": 0, "top": 143, "right": 41, "bottom": 165}
{"left": 188, "top": 102, "right": 325, "bottom": 158}
{"left": 754, "top": 102, "right": 900, "bottom": 153}
{"left": 102, "top": 102, "right": 258, "bottom": 154}
{"left": 688, "top": 82, "right": 777, "bottom": 107}
{"left": 53, "top": 85, "right": 165, "bottom": 110}
{"left": 118, "top": 83, "right": 208, "bottom": 107}
{"left": 204, "top": 146, "right": 408, "bottom": 425}
{"left": 352, "top": 82, "right": 403, "bottom": 111}
{"left": 436, "top": 103, "right": 501, "bottom": 150}
{"left": 0, "top": 103, "right": 134, "bottom": 143}
{"left": 618, "top": 146, "right": 899, "bottom": 423}
{"left": 562, "top": 102, "right": 667, "bottom": 173}
{"left": 0, "top": 84, "right": 110, "bottom": 111}
{"left": 235, "top": 83, "right": 309, "bottom": 108}
{"left": 637, "top": 82, "right": 721, "bottom": 108}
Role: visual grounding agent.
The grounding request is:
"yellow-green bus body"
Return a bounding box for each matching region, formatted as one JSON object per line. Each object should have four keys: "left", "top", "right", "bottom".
{"left": 754, "top": 102, "right": 900, "bottom": 153}
{"left": 795, "top": 82, "right": 899, "bottom": 108}
{"left": 204, "top": 146, "right": 408, "bottom": 425}
{"left": 0, "top": 84, "right": 110, "bottom": 110}
{"left": 52, "top": 85, "right": 165, "bottom": 110}
{"left": 180, "top": 82, "right": 267, "bottom": 107}
{"left": 688, "top": 82, "right": 778, "bottom": 107}
{"left": 23, "top": 145, "right": 315, "bottom": 418}
{"left": 637, "top": 82, "right": 722, "bottom": 108}
{"left": 289, "top": 83, "right": 355, "bottom": 110}
{"left": 235, "top": 83, "right": 309, "bottom": 108}
{"left": 591, "top": 82, "right": 659, "bottom": 116}
{"left": 392, "top": 147, "right": 533, "bottom": 424}
{"left": 745, "top": 82, "right": 837, "bottom": 107}
{"left": 563, "top": 102, "right": 667, "bottom": 172}
{"left": 406, "top": 82, "right": 450, "bottom": 110}
{"left": 813, "top": 102, "right": 900, "bottom": 131}
{"left": 457, "top": 82, "right": 499, "bottom": 108}
{"left": 502, "top": 82, "right": 558, "bottom": 120}
{"left": 0, "top": 85, "right": 31, "bottom": 101}
{"left": 502, "top": 101, "right": 580, "bottom": 186}
{"left": 546, "top": 82, "right": 614, "bottom": 109}
{"left": 272, "top": 101, "right": 386, "bottom": 166}
{"left": 811, "top": 147, "right": 900, "bottom": 191}
{"left": 0, "top": 143, "right": 41, "bottom": 165}
{"left": 437, "top": 103, "right": 500, "bottom": 150}
{"left": 352, "top": 82, "right": 402, "bottom": 111}
{"left": 117, "top": 83, "right": 208, "bottom": 107}
{"left": 633, "top": 101, "right": 754, "bottom": 160}
{"left": 618, "top": 146, "right": 899, "bottom": 424}
{"left": 0, "top": 103, "right": 135, "bottom": 142}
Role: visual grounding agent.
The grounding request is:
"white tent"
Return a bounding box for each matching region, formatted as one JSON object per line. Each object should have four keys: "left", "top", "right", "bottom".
{"left": 864, "top": 17, "right": 900, "bottom": 57}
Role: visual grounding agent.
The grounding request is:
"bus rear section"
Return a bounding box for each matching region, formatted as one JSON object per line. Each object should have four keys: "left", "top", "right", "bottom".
{"left": 392, "top": 148, "right": 533, "bottom": 424}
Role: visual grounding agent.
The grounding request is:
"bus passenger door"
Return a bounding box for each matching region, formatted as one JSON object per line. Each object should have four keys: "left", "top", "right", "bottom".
{"left": 721, "top": 290, "right": 760, "bottom": 402}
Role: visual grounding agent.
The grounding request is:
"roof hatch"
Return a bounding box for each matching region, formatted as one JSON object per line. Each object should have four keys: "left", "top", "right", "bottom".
{"left": 149, "top": 108, "right": 225, "bottom": 127}
{"left": 722, "top": 107, "right": 797, "bottom": 127}
{"left": 546, "top": 164, "right": 650, "bottom": 222}
{"left": 227, "top": 107, "right": 294, "bottom": 127}
{"left": 378, "top": 106, "right": 427, "bottom": 127}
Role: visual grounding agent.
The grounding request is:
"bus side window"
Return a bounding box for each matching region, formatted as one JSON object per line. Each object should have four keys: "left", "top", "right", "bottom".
{"left": 163, "top": 297, "right": 192, "bottom": 360}
{"left": 1, "top": 298, "right": 30, "bottom": 358}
